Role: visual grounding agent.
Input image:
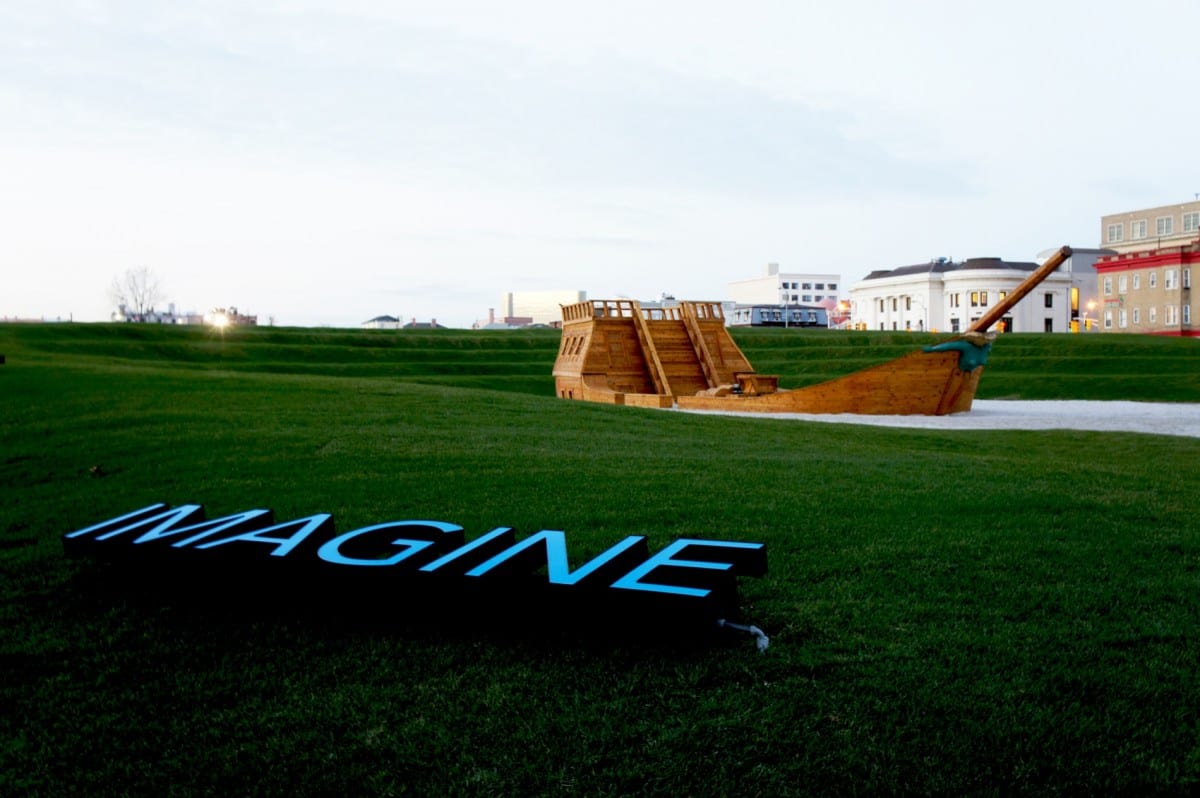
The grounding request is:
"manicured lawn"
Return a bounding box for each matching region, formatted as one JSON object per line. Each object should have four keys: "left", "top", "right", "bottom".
{"left": 2, "top": 323, "right": 1198, "bottom": 795}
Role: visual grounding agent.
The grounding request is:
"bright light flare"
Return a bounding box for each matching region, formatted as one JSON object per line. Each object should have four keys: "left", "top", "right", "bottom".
{"left": 205, "top": 311, "right": 230, "bottom": 329}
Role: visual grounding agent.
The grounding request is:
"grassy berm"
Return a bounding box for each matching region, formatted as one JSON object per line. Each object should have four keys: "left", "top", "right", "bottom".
{"left": 2, "top": 323, "right": 1199, "bottom": 796}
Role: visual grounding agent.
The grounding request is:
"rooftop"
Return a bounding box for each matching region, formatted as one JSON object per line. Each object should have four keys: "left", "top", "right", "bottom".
{"left": 862, "top": 257, "right": 1039, "bottom": 281}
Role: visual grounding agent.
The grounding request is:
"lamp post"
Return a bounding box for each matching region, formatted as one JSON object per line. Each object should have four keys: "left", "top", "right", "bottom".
{"left": 910, "top": 295, "right": 927, "bottom": 332}
{"left": 1081, "top": 300, "right": 1096, "bottom": 331}
{"left": 836, "top": 300, "right": 850, "bottom": 329}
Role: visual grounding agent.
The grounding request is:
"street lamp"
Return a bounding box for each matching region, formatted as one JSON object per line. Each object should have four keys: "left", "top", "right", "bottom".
{"left": 1081, "top": 300, "right": 1096, "bottom": 331}
{"left": 910, "top": 295, "right": 927, "bottom": 332}
{"left": 836, "top": 300, "right": 850, "bottom": 329}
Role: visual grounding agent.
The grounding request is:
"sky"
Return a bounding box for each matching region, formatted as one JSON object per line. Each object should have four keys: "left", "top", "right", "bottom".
{"left": 4, "top": 1, "right": 1200, "bottom": 328}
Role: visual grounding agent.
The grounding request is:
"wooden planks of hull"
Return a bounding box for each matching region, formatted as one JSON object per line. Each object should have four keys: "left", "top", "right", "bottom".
{"left": 675, "top": 350, "right": 981, "bottom": 416}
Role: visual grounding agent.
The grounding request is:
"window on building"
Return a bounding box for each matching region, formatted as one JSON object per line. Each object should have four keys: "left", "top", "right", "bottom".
{"left": 1133, "top": 273, "right": 1141, "bottom": 290}
{"left": 791, "top": 294, "right": 799, "bottom": 302}
{"left": 803, "top": 294, "right": 812, "bottom": 303}
{"left": 1185, "top": 212, "right": 1200, "bottom": 234}
{"left": 1149, "top": 271, "right": 1157, "bottom": 288}
{"left": 970, "top": 291, "right": 981, "bottom": 307}
{"left": 1166, "top": 269, "right": 1178, "bottom": 290}
{"left": 1103, "top": 276, "right": 1113, "bottom": 295}
{"left": 1107, "top": 223, "right": 1124, "bottom": 243}
{"left": 1185, "top": 305, "right": 1192, "bottom": 325}
{"left": 950, "top": 293, "right": 960, "bottom": 308}
{"left": 892, "top": 298, "right": 898, "bottom": 311}
{"left": 1104, "top": 310, "right": 1113, "bottom": 329}
{"left": 829, "top": 283, "right": 838, "bottom": 290}
{"left": 998, "top": 290, "right": 1007, "bottom": 300}
{"left": 1166, "top": 305, "right": 1179, "bottom": 325}
{"left": 1149, "top": 306, "right": 1157, "bottom": 324}
{"left": 1119, "top": 309, "right": 1127, "bottom": 328}
{"left": 815, "top": 283, "right": 825, "bottom": 290}
{"left": 879, "top": 323, "right": 884, "bottom": 331}
{"left": 950, "top": 318, "right": 960, "bottom": 332}
{"left": 980, "top": 291, "right": 989, "bottom": 306}
{"left": 1157, "top": 216, "right": 1174, "bottom": 236}
{"left": 1184, "top": 268, "right": 1191, "bottom": 288}
{"left": 905, "top": 297, "right": 912, "bottom": 311}
{"left": 1044, "top": 318, "right": 1054, "bottom": 333}
{"left": 802, "top": 282, "right": 812, "bottom": 290}
{"left": 814, "top": 295, "right": 824, "bottom": 302}
{"left": 1118, "top": 275, "right": 1127, "bottom": 292}
{"left": 1131, "top": 219, "right": 1148, "bottom": 239}
{"left": 878, "top": 299, "right": 884, "bottom": 312}
{"left": 1133, "top": 307, "right": 1140, "bottom": 325}
{"left": 1044, "top": 293, "right": 1053, "bottom": 308}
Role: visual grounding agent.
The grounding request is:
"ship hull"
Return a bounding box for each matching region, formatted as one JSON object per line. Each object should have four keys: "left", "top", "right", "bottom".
{"left": 675, "top": 349, "right": 981, "bottom": 415}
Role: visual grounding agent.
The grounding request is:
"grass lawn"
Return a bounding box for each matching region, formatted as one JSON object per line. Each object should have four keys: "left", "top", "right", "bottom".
{"left": 2, "top": 323, "right": 1199, "bottom": 796}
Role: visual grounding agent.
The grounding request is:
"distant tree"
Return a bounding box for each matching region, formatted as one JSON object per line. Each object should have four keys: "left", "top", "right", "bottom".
{"left": 108, "top": 267, "right": 165, "bottom": 319}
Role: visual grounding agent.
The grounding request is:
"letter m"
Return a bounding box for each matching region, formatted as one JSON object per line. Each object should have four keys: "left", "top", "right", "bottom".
{"left": 62, "top": 503, "right": 271, "bottom": 557}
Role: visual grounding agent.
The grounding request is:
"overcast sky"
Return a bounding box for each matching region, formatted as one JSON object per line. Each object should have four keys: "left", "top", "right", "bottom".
{"left": 4, "top": 1, "right": 1199, "bottom": 327}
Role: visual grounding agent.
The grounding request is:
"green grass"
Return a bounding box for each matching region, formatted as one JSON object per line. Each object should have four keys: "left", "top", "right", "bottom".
{"left": 11, "top": 321, "right": 1197, "bottom": 401}
{"left": 2, "top": 323, "right": 1199, "bottom": 796}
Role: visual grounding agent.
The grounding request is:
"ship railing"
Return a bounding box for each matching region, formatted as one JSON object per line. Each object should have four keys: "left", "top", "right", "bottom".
{"left": 683, "top": 301, "right": 725, "bottom": 321}
{"left": 561, "top": 300, "right": 638, "bottom": 322}
{"left": 639, "top": 306, "right": 683, "bottom": 321}
{"left": 560, "top": 299, "right": 726, "bottom": 323}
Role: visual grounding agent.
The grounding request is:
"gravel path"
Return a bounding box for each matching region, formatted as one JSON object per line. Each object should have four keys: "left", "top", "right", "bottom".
{"left": 677, "top": 400, "right": 1200, "bottom": 438}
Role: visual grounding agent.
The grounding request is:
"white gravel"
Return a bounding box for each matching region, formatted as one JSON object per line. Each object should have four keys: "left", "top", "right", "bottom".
{"left": 677, "top": 400, "right": 1200, "bottom": 438}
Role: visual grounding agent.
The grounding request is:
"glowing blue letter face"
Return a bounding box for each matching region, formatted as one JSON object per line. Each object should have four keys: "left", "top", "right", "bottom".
{"left": 63, "top": 504, "right": 172, "bottom": 540}
{"left": 159, "top": 510, "right": 274, "bottom": 547}
{"left": 196, "top": 514, "right": 334, "bottom": 557}
{"left": 418, "top": 527, "right": 514, "bottom": 573}
{"left": 70, "top": 504, "right": 210, "bottom": 543}
{"left": 465, "top": 532, "right": 648, "bottom": 586}
{"left": 610, "top": 539, "right": 767, "bottom": 598}
{"left": 317, "top": 521, "right": 463, "bottom": 567}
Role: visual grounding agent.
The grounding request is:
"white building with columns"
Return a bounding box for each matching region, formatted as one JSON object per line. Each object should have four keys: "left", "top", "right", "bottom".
{"left": 848, "top": 250, "right": 1109, "bottom": 334}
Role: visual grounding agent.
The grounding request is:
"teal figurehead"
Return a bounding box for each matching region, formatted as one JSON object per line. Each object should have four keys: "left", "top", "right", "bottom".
{"left": 923, "top": 332, "right": 995, "bottom": 372}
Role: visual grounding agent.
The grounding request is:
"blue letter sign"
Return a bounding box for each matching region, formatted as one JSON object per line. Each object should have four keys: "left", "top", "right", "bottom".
{"left": 64, "top": 503, "right": 767, "bottom": 637}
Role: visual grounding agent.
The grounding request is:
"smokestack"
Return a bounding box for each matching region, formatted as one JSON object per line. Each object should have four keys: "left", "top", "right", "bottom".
{"left": 489, "top": 308, "right": 495, "bottom": 325}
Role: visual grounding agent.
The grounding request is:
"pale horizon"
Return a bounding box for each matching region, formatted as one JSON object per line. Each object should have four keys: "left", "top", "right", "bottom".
{"left": 4, "top": 1, "right": 1199, "bottom": 328}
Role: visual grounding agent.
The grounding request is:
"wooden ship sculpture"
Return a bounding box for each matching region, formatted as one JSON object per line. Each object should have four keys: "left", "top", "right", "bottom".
{"left": 553, "top": 246, "right": 1073, "bottom": 416}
